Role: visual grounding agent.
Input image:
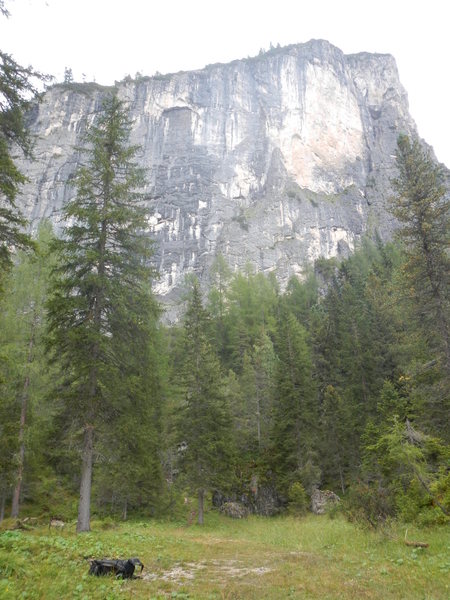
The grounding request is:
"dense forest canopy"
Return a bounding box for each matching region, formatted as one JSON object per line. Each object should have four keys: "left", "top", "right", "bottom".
{"left": 0, "top": 26, "right": 448, "bottom": 529}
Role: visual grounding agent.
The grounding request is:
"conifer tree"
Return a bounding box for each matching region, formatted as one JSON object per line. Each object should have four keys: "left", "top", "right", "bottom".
{"left": 237, "top": 333, "right": 276, "bottom": 455}
{"left": 0, "top": 10, "right": 48, "bottom": 286}
{"left": 224, "top": 266, "right": 278, "bottom": 372}
{"left": 0, "top": 222, "right": 55, "bottom": 519}
{"left": 208, "top": 253, "right": 232, "bottom": 362}
{"left": 270, "top": 308, "right": 318, "bottom": 494}
{"left": 95, "top": 312, "right": 164, "bottom": 518}
{"left": 319, "top": 385, "right": 348, "bottom": 494}
{"left": 178, "top": 279, "right": 233, "bottom": 524}
{"left": 391, "top": 135, "right": 449, "bottom": 372}
{"left": 47, "top": 94, "right": 158, "bottom": 532}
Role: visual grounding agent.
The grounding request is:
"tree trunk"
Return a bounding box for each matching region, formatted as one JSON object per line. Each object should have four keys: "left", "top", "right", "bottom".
{"left": 122, "top": 498, "right": 128, "bottom": 521}
{"left": 197, "top": 489, "right": 205, "bottom": 525}
{"left": 0, "top": 490, "right": 6, "bottom": 523}
{"left": 256, "top": 388, "right": 261, "bottom": 449}
{"left": 414, "top": 467, "right": 449, "bottom": 516}
{"left": 421, "top": 232, "right": 450, "bottom": 372}
{"left": 338, "top": 463, "right": 346, "bottom": 495}
{"left": 10, "top": 375, "right": 30, "bottom": 518}
{"left": 11, "top": 317, "right": 36, "bottom": 519}
{"left": 77, "top": 424, "right": 94, "bottom": 532}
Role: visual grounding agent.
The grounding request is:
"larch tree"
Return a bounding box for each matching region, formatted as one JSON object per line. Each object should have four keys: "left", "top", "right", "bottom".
{"left": 47, "top": 94, "right": 158, "bottom": 532}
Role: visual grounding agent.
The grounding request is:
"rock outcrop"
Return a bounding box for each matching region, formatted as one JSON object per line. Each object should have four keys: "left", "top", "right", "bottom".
{"left": 311, "top": 489, "right": 341, "bottom": 514}
{"left": 219, "top": 502, "right": 249, "bottom": 519}
{"left": 212, "top": 479, "right": 283, "bottom": 517}
{"left": 17, "top": 40, "right": 418, "bottom": 317}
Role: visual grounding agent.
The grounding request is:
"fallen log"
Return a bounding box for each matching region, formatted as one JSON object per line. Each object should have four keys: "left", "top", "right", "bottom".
{"left": 404, "top": 529, "right": 429, "bottom": 548}
{"left": 404, "top": 540, "right": 429, "bottom": 548}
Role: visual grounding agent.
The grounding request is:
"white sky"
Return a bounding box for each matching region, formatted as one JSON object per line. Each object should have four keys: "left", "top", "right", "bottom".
{"left": 2, "top": 0, "right": 449, "bottom": 166}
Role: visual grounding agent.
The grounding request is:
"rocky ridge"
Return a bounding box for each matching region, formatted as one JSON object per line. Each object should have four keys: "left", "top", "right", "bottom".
{"left": 18, "top": 40, "right": 418, "bottom": 318}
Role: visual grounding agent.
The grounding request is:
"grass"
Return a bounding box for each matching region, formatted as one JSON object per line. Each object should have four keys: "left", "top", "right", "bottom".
{"left": 0, "top": 513, "right": 448, "bottom": 599}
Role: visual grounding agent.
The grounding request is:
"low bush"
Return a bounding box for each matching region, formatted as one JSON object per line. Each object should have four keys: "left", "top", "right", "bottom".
{"left": 287, "top": 481, "right": 309, "bottom": 515}
{"left": 343, "top": 482, "right": 394, "bottom": 528}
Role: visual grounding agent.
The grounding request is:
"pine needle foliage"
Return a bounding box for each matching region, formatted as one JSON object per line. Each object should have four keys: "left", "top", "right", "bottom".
{"left": 391, "top": 135, "right": 449, "bottom": 372}
{"left": 46, "top": 94, "right": 158, "bottom": 532}
{"left": 0, "top": 49, "right": 47, "bottom": 280}
{"left": 178, "top": 279, "right": 234, "bottom": 524}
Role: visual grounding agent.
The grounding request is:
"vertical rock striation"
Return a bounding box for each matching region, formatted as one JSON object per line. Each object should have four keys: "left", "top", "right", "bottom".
{"left": 18, "top": 40, "right": 418, "bottom": 316}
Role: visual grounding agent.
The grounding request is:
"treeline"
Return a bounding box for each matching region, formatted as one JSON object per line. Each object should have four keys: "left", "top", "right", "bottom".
{"left": 1, "top": 90, "right": 449, "bottom": 530}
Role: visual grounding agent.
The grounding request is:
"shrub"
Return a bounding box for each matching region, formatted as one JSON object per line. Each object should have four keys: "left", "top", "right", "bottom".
{"left": 395, "top": 478, "right": 430, "bottom": 522}
{"left": 287, "top": 482, "right": 309, "bottom": 515}
{"left": 343, "top": 482, "right": 394, "bottom": 528}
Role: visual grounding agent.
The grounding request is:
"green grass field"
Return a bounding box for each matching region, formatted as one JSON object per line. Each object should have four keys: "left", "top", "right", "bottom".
{"left": 0, "top": 514, "right": 448, "bottom": 599}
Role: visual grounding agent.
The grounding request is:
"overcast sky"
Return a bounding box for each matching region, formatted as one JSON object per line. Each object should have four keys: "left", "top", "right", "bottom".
{"left": 2, "top": 0, "right": 449, "bottom": 165}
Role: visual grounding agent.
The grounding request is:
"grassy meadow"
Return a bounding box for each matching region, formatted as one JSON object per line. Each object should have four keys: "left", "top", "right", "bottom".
{"left": 0, "top": 513, "right": 448, "bottom": 599}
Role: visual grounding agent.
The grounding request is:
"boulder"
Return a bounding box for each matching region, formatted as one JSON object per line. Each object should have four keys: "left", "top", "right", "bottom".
{"left": 219, "top": 502, "right": 249, "bottom": 519}
{"left": 311, "top": 489, "right": 340, "bottom": 514}
{"left": 254, "top": 485, "right": 283, "bottom": 516}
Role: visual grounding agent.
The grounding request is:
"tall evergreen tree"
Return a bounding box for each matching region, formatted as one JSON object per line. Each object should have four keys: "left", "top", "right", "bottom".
{"left": 391, "top": 135, "right": 449, "bottom": 372}
{"left": 319, "top": 385, "right": 349, "bottom": 494}
{"left": 94, "top": 308, "right": 164, "bottom": 519}
{"left": 0, "top": 221, "right": 55, "bottom": 519}
{"left": 389, "top": 135, "right": 449, "bottom": 439}
{"left": 0, "top": 14, "right": 48, "bottom": 286}
{"left": 178, "top": 279, "right": 233, "bottom": 524}
{"left": 270, "top": 308, "right": 318, "bottom": 494}
{"left": 224, "top": 266, "right": 278, "bottom": 372}
{"left": 236, "top": 333, "right": 276, "bottom": 456}
{"left": 47, "top": 94, "right": 158, "bottom": 532}
{"left": 208, "top": 253, "right": 232, "bottom": 362}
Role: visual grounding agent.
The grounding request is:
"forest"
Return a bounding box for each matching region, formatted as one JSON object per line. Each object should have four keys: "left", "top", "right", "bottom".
{"left": 0, "top": 48, "right": 449, "bottom": 534}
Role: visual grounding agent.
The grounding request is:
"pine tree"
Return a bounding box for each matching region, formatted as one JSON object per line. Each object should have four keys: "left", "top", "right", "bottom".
{"left": 364, "top": 418, "right": 449, "bottom": 519}
{"left": 224, "top": 266, "right": 278, "bottom": 372}
{"left": 95, "top": 309, "right": 164, "bottom": 519}
{"left": 47, "top": 94, "right": 158, "bottom": 532}
{"left": 312, "top": 243, "right": 404, "bottom": 483}
{"left": 391, "top": 135, "right": 449, "bottom": 372}
{"left": 0, "top": 221, "right": 55, "bottom": 519}
{"left": 178, "top": 279, "right": 233, "bottom": 524}
{"left": 270, "top": 308, "right": 318, "bottom": 494}
{"left": 63, "top": 67, "right": 73, "bottom": 84}
{"left": 0, "top": 20, "right": 48, "bottom": 286}
{"left": 284, "top": 272, "right": 319, "bottom": 326}
{"left": 319, "top": 385, "right": 348, "bottom": 494}
{"left": 208, "top": 253, "right": 232, "bottom": 362}
{"left": 237, "top": 333, "right": 276, "bottom": 455}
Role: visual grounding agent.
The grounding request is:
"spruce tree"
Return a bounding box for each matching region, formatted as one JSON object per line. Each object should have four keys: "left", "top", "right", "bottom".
{"left": 178, "top": 279, "right": 233, "bottom": 524}
{"left": 391, "top": 135, "right": 449, "bottom": 372}
{"left": 224, "top": 266, "right": 278, "bottom": 372}
{"left": 47, "top": 94, "right": 158, "bottom": 532}
{"left": 0, "top": 222, "right": 55, "bottom": 519}
{"left": 237, "top": 333, "right": 276, "bottom": 455}
{"left": 95, "top": 310, "right": 164, "bottom": 519}
{"left": 208, "top": 253, "right": 232, "bottom": 362}
{"left": 319, "top": 385, "right": 348, "bottom": 494}
{"left": 0, "top": 14, "right": 48, "bottom": 286}
{"left": 270, "top": 308, "right": 318, "bottom": 494}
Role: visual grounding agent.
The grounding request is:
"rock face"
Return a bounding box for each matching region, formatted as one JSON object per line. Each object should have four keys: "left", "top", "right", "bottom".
{"left": 17, "top": 40, "right": 417, "bottom": 316}
{"left": 212, "top": 480, "right": 283, "bottom": 517}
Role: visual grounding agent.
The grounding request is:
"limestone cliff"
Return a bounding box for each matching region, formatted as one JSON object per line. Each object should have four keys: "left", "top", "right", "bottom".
{"left": 18, "top": 40, "right": 417, "bottom": 316}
